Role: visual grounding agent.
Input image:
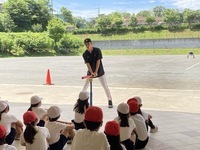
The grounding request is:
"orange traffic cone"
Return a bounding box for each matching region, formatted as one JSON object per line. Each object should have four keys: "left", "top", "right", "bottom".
{"left": 45, "top": 69, "right": 54, "bottom": 85}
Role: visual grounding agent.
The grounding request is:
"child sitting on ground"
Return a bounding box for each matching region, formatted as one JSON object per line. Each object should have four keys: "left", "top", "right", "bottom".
{"left": 114, "top": 102, "right": 136, "bottom": 150}
{"left": 28, "top": 95, "right": 48, "bottom": 126}
{"left": 20, "top": 111, "right": 50, "bottom": 150}
{"left": 129, "top": 96, "right": 158, "bottom": 133}
{"left": 72, "top": 91, "right": 89, "bottom": 130}
{"left": 0, "top": 100, "right": 23, "bottom": 144}
{"left": 127, "top": 100, "right": 149, "bottom": 149}
{"left": 104, "top": 120, "right": 126, "bottom": 150}
{"left": 0, "top": 125, "right": 17, "bottom": 150}
{"left": 71, "top": 106, "right": 110, "bottom": 150}
{"left": 45, "top": 105, "right": 75, "bottom": 150}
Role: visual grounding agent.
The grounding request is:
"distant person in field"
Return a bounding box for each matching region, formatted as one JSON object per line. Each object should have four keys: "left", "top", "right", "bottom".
{"left": 187, "top": 52, "right": 195, "bottom": 58}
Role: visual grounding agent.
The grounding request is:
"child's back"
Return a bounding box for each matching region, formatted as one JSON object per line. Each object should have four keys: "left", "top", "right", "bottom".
{"left": 20, "top": 111, "right": 50, "bottom": 150}
{"left": 45, "top": 105, "right": 75, "bottom": 150}
{"left": 114, "top": 102, "right": 136, "bottom": 150}
{"left": 71, "top": 106, "right": 110, "bottom": 150}
{"left": 128, "top": 100, "right": 149, "bottom": 149}
{"left": 72, "top": 91, "right": 89, "bottom": 130}
{"left": 72, "top": 129, "right": 109, "bottom": 150}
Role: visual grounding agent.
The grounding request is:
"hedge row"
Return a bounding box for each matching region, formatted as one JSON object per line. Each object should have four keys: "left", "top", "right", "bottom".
{"left": 73, "top": 24, "right": 200, "bottom": 35}
{"left": 0, "top": 32, "right": 83, "bottom": 56}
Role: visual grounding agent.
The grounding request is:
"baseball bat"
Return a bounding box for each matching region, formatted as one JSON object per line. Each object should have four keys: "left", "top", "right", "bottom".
{"left": 81, "top": 75, "right": 92, "bottom": 79}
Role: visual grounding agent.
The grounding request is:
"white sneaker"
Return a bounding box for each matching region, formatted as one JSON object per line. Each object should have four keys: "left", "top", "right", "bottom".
{"left": 150, "top": 125, "right": 158, "bottom": 133}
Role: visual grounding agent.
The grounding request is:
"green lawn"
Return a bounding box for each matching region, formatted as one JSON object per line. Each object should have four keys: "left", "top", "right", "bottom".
{"left": 77, "top": 29, "right": 200, "bottom": 41}
{"left": 76, "top": 29, "right": 200, "bottom": 55}
{"left": 101, "top": 48, "right": 200, "bottom": 55}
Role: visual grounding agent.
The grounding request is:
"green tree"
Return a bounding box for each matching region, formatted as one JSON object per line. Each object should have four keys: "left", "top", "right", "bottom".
{"left": 3, "top": 0, "right": 32, "bottom": 31}
{"left": 136, "top": 10, "right": 153, "bottom": 17}
{"left": 85, "top": 18, "right": 96, "bottom": 29}
{"left": 153, "top": 6, "right": 166, "bottom": 17}
{"left": 60, "top": 7, "right": 74, "bottom": 24}
{"left": 47, "top": 17, "right": 65, "bottom": 49}
{"left": 74, "top": 16, "right": 86, "bottom": 28}
{"left": 121, "top": 12, "right": 131, "bottom": 18}
{"left": 26, "top": 0, "right": 52, "bottom": 30}
{"left": 3, "top": 0, "right": 51, "bottom": 31}
{"left": 0, "top": 13, "right": 16, "bottom": 32}
{"left": 96, "top": 14, "right": 112, "bottom": 33}
{"left": 163, "top": 9, "right": 182, "bottom": 26}
{"left": 109, "top": 12, "right": 123, "bottom": 31}
{"left": 129, "top": 13, "right": 138, "bottom": 28}
{"left": 146, "top": 16, "right": 156, "bottom": 25}
{"left": 182, "top": 9, "right": 199, "bottom": 28}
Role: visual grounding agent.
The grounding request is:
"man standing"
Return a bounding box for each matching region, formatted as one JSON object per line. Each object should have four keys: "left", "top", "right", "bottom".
{"left": 82, "top": 38, "right": 113, "bottom": 108}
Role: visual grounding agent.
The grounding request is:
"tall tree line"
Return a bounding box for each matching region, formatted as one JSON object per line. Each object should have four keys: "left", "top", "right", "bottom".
{"left": 0, "top": 1, "right": 200, "bottom": 32}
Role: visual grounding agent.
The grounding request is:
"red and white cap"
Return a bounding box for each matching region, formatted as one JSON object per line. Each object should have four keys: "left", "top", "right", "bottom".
{"left": 127, "top": 97, "right": 137, "bottom": 104}
{"left": 133, "top": 96, "right": 142, "bottom": 105}
{"left": 127, "top": 101, "right": 139, "bottom": 113}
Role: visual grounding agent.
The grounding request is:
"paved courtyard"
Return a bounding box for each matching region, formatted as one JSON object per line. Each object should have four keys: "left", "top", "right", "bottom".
{"left": 0, "top": 56, "right": 200, "bottom": 149}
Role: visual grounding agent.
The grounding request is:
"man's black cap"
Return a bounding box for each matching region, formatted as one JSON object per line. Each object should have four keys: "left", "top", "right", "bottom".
{"left": 84, "top": 38, "right": 92, "bottom": 44}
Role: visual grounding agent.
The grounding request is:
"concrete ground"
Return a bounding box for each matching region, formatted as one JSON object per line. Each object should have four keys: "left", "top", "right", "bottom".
{"left": 1, "top": 56, "right": 200, "bottom": 150}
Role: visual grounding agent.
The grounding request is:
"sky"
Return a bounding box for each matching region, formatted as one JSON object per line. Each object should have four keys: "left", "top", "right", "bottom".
{"left": 52, "top": 0, "right": 200, "bottom": 18}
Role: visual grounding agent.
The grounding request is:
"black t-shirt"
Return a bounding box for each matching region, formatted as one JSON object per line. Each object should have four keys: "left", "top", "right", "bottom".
{"left": 83, "top": 47, "right": 105, "bottom": 77}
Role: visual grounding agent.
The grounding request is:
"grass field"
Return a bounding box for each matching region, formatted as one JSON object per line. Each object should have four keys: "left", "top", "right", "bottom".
{"left": 77, "top": 29, "right": 200, "bottom": 41}
{"left": 76, "top": 29, "right": 200, "bottom": 55}
{"left": 100, "top": 48, "right": 200, "bottom": 55}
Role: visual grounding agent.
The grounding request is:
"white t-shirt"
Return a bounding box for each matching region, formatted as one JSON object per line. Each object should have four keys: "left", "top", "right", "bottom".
{"left": 45, "top": 121, "right": 66, "bottom": 145}
{"left": 0, "top": 144, "right": 17, "bottom": 150}
{"left": 0, "top": 113, "right": 18, "bottom": 135}
{"left": 32, "top": 107, "right": 47, "bottom": 120}
{"left": 114, "top": 117, "right": 136, "bottom": 142}
{"left": 130, "top": 114, "right": 148, "bottom": 141}
{"left": 20, "top": 126, "right": 50, "bottom": 150}
{"left": 71, "top": 129, "right": 110, "bottom": 150}
{"left": 141, "top": 111, "right": 148, "bottom": 121}
{"left": 74, "top": 111, "right": 85, "bottom": 123}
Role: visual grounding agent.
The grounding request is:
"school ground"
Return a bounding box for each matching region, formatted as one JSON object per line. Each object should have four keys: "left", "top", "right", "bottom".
{"left": 1, "top": 56, "right": 200, "bottom": 150}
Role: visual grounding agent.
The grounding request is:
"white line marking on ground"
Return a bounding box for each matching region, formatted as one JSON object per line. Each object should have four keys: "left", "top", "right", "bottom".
{"left": 0, "top": 84, "right": 200, "bottom": 92}
{"left": 186, "top": 62, "right": 200, "bottom": 70}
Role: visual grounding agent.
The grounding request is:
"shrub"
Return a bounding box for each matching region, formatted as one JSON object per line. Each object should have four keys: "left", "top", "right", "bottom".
{"left": 73, "top": 29, "right": 99, "bottom": 34}
{"left": 0, "top": 32, "right": 54, "bottom": 56}
{"left": 57, "top": 34, "right": 83, "bottom": 54}
{"left": 191, "top": 23, "right": 200, "bottom": 30}
{"left": 10, "top": 45, "right": 26, "bottom": 56}
{"left": 133, "top": 26, "right": 147, "bottom": 33}
{"left": 151, "top": 25, "right": 165, "bottom": 31}
{"left": 0, "top": 36, "right": 14, "bottom": 54}
{"left": 32, "top": 24, "right": 43, "bottom": 32}
{"left": 168, "top": 26, "right": 185, "bottom": 32}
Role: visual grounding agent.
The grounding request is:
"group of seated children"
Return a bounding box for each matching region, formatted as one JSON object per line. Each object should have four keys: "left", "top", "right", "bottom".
{"left": 0, "top": 92, "right": 158, "bottom": 150}
{"left": 0, "top": 96, "right": 75, "bottom": 150}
